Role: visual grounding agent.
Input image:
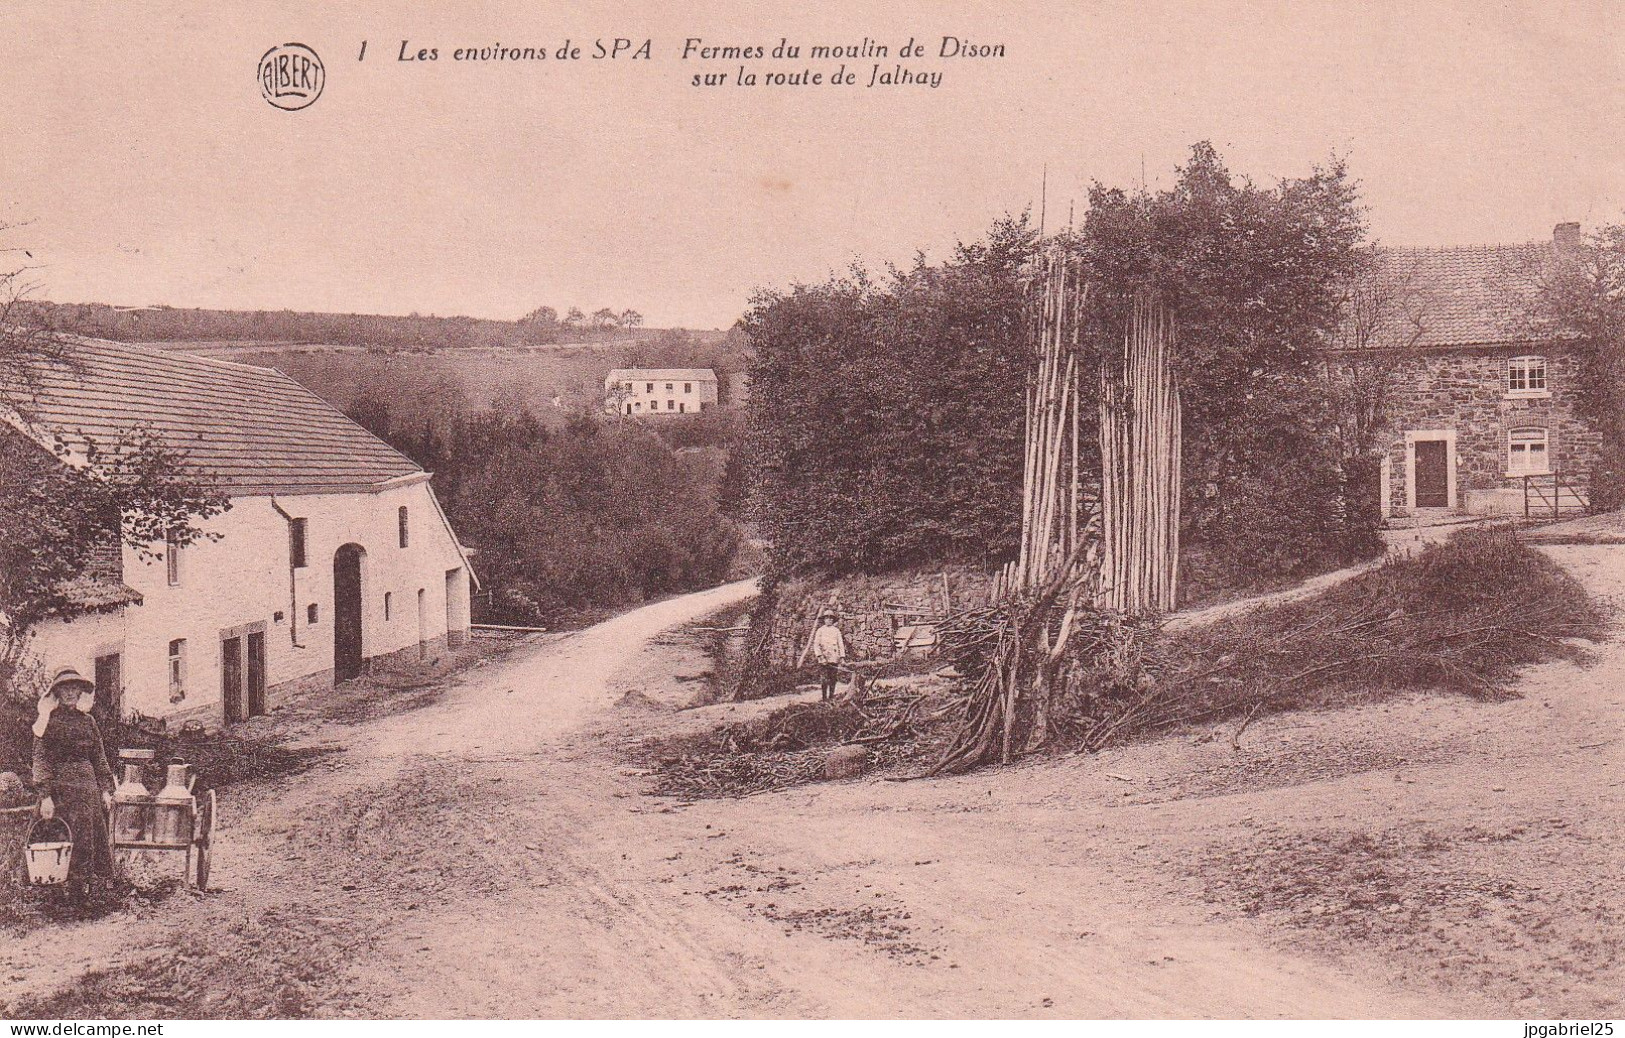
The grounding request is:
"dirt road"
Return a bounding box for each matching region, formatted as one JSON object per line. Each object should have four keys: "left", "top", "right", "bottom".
{"left": 4, "top": 552, "right": 1622, "bottom": 1019}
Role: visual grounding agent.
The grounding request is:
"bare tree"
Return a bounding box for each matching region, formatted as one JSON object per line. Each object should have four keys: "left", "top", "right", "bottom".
{"left": 1321, "top": 246, "right": 1431, "bottom": 461}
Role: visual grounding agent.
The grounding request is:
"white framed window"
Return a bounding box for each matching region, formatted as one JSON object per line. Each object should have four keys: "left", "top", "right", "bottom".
{"left": 167, "top": 639, "right": 186, "bottom": 699}
{"left": 1508, "top": 427, "right": 1550, "bottom": 474}
{"left": 1507, "top": 356, "right": 1548, "bottom": 396}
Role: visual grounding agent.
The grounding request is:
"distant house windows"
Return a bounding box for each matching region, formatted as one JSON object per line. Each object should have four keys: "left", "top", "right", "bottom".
{"left": 167, "top": 639, "right": 186, "bottom": 701}
{"left": 289, "top": 518, "right": 308, "bottom": 568}
{"left": 165, "top": 532, "right": 182, "bottom": 586}
{"left": 625, "top": 403, "right": 633, "bottom": 415}
{"left": 665, "top": 383, "right": 674, "bottom": 392}
{"left": 684, "top": 383, "right": 693, "bottom": 393}
{"left": 398, "top": 506, "right": 409, "bottom": 548}
{"left": 384, "top": 591, "right": 392, "bottom": 621}
{"left": 1507, "top": 355, "right": 1549, "bottom": 397}
{"left": 666, "top": 399, "right": 675, "bottom": 411}
{"left": 307, "top": 603, "right": 319, "bottom": 625}
{"left": 1508, "top": 427, "right": 1550, "bottom": 474}
{"left": 646, "top": 382, "right": 654, "bottom": 393}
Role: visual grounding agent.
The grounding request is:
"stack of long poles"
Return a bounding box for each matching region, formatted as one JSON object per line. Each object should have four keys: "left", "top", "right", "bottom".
{"left": 1011, "top": 248, "right": 1088, "bottom": 598}
{"left": 1098, "top": 291, "right": 1182, "bottom": 614}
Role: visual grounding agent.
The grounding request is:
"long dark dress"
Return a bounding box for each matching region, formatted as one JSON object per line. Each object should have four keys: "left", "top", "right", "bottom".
{"left": 31, "top": 710, "right": 116, "bottom": 885}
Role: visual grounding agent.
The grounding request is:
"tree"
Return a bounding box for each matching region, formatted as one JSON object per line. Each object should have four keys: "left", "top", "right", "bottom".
{"left": 619, "top": 309, "right": 644, "bottom": 330}
{"left": 1525, "top": 221, "right": 1625, "bottom": 510}
{"left": 521, "top": 306, "right": 558, "bottom": 326}
{"left": 742, "top": 217, "right": 1036, "bottom": 576}
{"left": 590, "top": 308, "right": 619, "bottom": 331}
{"left": 562, "top": 307, "right": 585, "bottom": 329}
{"left": 0, "top": 225, "right": 227, "bottom": 699}
{"left": 1074, "top": 142, "right": 1369, "bottom": 579}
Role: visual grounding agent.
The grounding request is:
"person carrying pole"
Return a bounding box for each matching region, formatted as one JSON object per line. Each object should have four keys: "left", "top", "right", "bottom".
{"left": 811, "top": 609, "right": 847, "bottom": 702}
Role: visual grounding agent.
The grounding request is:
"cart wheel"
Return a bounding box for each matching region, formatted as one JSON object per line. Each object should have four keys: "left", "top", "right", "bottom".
{"left": 193, "top": 789, "right": 215, "bottom": 890}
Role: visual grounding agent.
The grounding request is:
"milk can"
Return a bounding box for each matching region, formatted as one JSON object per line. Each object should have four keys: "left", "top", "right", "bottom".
{"left": 112, "top": 764, "right": 151, "bottom": 842}
{"left": 150, "top": 763, "right": 194, "bottom": 845}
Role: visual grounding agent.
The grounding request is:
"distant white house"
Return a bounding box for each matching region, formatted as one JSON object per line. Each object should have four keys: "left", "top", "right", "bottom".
{"left": 604, "top": 368, "right": 719, "bottom": 416}
{"left": 4, "top": 340, "right": 476, "bottom": 728}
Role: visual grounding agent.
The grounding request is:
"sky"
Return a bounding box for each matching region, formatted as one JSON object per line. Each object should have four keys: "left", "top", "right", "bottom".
{"left": 2, "top": 0, "right": 1623, "bottom": 329}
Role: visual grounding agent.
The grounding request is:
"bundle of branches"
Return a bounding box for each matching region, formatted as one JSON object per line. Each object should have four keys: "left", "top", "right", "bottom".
{"left": 926, "top": 547, "right": 1112, "bottom": 775}
{"left": 1080, "top": 527, "right": 1604, "bottom": 751}
{"left": 645, "top": 682, "right": 966, "bottom": 798}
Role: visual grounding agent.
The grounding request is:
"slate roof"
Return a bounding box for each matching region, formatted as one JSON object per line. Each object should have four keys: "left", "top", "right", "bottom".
{"left": 10, "top": 339, "right": 421, "bottom": 494}
{"left": 1347, "top": 241, "right": 1553, "bottom": 350}
{"left": 605, "top": 368, "right": 718, "bottom": 385}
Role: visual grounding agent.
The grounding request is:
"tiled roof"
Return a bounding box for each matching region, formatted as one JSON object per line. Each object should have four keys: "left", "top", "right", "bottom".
{"left": 11, "top": 339, "right": 421, "bottom": 493}
{"left": 56, "top": 541, "right": 141, "bottom": 611}
{"left": 606, "top": 368, "right": 718, "bottom": 384}
{"left": 1346, "top": 242, "right": 1552, "bottom": 350}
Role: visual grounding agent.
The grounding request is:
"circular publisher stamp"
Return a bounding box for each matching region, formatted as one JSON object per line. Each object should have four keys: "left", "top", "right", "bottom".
{"left": 258, "top": 43, "right": 325, "bottom": 111}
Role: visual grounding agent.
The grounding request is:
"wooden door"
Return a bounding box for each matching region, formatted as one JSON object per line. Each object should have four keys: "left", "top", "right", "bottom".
{"left": 1414, "top": 440, "right": 1449, "bottom": 508}
{"left": 246, "top": 631, "right": 267, "bottom": 717}
{"left": 333, "top": 544, "right": 365, "bottom": 681}
{"left": 93, "top": 652, "right": 121, "bottom": 721}
{"left": 221, "top": 636, "right": 244, "bottom": 722}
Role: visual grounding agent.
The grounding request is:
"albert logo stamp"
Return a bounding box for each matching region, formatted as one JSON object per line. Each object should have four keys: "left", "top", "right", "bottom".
{"left": 258, "top": 43, "right": 324, "bottom": 111}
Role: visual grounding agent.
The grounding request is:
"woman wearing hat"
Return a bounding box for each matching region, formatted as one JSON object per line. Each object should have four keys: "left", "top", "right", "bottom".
{"left": 31, "top": 668, "right": 117, "bottom": 903}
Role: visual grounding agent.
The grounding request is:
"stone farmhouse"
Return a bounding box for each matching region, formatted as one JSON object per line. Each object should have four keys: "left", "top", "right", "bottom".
{"left": 1345, "top": 223, "right": 1598, "bottom": 518}
{"left": 4, "top": 340, "right": 475, "bottom": 728}
{"left": 604, "top": 368, "right": 719, "bottom": 416}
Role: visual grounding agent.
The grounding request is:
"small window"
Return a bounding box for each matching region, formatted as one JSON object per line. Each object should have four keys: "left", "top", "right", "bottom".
{"left": 1509, "top": 427, "right": 1549, "bottom": 474}
{"left": 1508, "top": 356, "right": 1548, "bottom": 395}
{"left": 167, "top": 639, "right": 186, "bottom": 699}
{"left": 384, "top": 591, "right": 392, "bottom": 620}
{"left": 289, "top": 518, "right": 308, "bottom": 568}
{"left": 625, "top": 403, "right": 633, "bottom": 415}
{"left": 665, "top": 383, "right": 674, "bottom": 392}
{"left": 646, "top": 382, "right": 654, "bottom": 393}
{"left": 398, "top": 505, "right": 409, "bottom": 548}
{"left": 165, "top": 532, "right": 182, "bottom": 586}
{"left": 679, "top": 402, "right": 686, "bottom": 413}
{"left": 666, "top": 399, "right": 675, "bottom": 411}
{"left": 307, "top": 603, "right": 319, "bottom": 625}
{"left": 684, "top": 382, "right": 693, "bottom": 393}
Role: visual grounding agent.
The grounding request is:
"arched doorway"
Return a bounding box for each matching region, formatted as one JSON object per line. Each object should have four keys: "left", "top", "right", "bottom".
{"left": 333, "top": 543, "right": 367, "bottom": 682}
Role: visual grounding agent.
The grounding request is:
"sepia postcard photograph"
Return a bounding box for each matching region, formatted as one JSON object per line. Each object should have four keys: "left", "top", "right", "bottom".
{"left": 1, "top": 0, "right": 1623, "bottom": 1025}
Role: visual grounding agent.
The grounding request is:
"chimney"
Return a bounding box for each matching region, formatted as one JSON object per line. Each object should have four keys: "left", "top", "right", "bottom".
{"left": 1553, "top": 222, "right": 1582, "bottom": 250}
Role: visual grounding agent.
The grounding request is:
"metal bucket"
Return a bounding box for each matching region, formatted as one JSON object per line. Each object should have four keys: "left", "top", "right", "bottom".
{"left": 25, "top": 817, "right": 72, "bottom": 886}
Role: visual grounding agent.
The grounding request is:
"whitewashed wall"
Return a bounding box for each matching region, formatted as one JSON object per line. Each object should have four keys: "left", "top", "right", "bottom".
{"left": 27, "top": 477, "right": 472, "bottom": 725}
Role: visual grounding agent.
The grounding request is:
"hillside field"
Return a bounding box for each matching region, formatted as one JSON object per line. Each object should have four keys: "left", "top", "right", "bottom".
{"left": 150, "top": 336, "right": 739, "bottom": 427}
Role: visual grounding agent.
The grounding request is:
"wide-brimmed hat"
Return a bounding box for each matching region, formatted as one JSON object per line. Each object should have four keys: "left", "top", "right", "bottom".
{"left": 819, "top": 609, "right": 838, "bottom": 620}
{"left": 48, "top": 668, "right": 94, "bottom": 696}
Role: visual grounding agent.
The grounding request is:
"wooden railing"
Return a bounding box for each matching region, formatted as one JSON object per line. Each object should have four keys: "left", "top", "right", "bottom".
{"left": 1523, "top": 469, "right": 1589, "bottom": 519}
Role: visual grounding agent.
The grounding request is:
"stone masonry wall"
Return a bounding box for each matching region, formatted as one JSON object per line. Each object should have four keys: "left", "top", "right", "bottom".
{"left": 1378, "top": 347, "right": 1600, "bottom": 514}
{"left": 759, "top": 565, "right": 996, "bottom": 672}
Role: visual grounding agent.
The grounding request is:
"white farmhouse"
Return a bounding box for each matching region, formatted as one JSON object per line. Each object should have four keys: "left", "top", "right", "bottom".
{"left": 5, "top": 340, "right": 475, "bottom": 728}
{"left": 604, "top": 368, "right": 719, "bottom": 416}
